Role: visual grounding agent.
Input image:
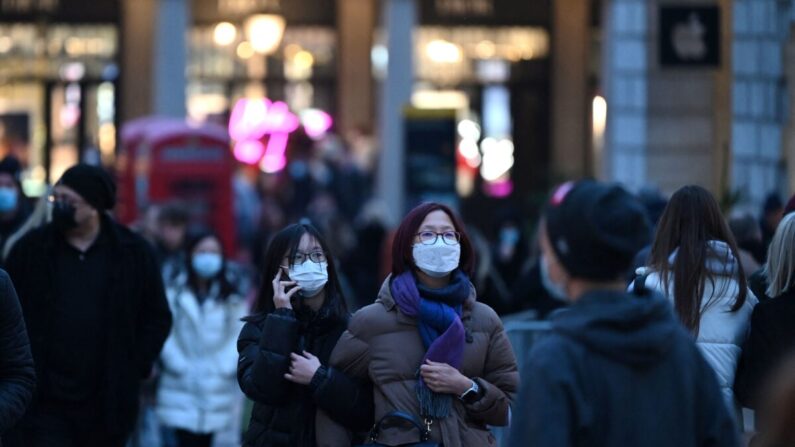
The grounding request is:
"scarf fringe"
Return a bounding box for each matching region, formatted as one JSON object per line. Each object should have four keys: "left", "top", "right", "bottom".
{"left": 416, "top": 380, "right": 453, "bottom": 419}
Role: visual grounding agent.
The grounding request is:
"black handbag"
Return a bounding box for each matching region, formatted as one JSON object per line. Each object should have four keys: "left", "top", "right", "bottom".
{"left": 353, "top": 411, "right": 442, "bottom": 447}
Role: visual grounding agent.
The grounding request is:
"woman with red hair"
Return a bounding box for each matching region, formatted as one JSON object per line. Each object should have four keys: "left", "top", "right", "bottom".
{"left": 316, "top": 203, "right": 518, "bottom": 447}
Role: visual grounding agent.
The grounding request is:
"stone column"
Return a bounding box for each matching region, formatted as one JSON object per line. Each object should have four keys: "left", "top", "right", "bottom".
{"left": 337, "top": 0, "right": 376, "bottom": 136}
{"left": 120, "top": 0, "right": 156, "bottom": 122}
{"left": 153, "top": 0, "right": 189, "bottom": 117}
{"left": 376, "top": 0, "right": 415, "bottom": 226}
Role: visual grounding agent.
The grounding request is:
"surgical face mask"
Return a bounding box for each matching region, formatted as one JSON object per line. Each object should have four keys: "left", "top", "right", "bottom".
{"left": 51, "top": 201, "right": 77, "bottom": 232}
{"left": 192, "top": 253, "right": 223, "bottom": 279}
{"left": 0, "top": 187, "right": 18, "bottom": 212}
{"left": 412, "top": 240, "right": 461, "bottom": 278}
{"left": 540, "top": 256, "right": 569, "bottom": 302}
{"left": 289, "top": 261, "right": 329, "bottom": 297}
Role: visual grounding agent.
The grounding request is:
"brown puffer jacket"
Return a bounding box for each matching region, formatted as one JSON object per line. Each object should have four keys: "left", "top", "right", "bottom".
{"left": 316, "top": 276, "right": 519, "bottom": 447}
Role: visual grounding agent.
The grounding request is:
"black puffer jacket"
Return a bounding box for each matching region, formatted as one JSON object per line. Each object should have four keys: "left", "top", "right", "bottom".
{"left": 237, "top": 300, "right": 373, "bottom": 447}
{"left": 0, "top": 269, "right": 35, "bottom": 435}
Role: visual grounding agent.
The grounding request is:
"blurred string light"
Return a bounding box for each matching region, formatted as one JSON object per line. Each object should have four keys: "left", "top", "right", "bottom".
{"left": 213, "top": 22, "right": 238, "bottom": 46}
{"left": 480, "top": 138, "right": 515, "bottom": 182}
{"left": 426, "top": 39, "right": 463, "bottom": 64}
{"left": 592, "top": 95, "right": 607, "bottom": 138}
{"left": 236, "top": 41, "right": 254, "bottom": 59}
{"left": 244, "top": 14, "right": 285, "bottom": 55}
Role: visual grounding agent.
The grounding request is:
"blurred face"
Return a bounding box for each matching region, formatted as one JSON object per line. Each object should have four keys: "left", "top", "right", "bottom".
{"left": 0, "top": 173, "right": 17, "bottom": 190}
{"left": 192, "top": 236, "right": 222, "bottom": 257}
{"left": 159, "top": 223, "right": 187, "bottom": 251}
{"left": 539, "top": 223, "right": 569, "bottom": 289}
{"left": 52, "top": 184, "right": 97, "bottom": 228}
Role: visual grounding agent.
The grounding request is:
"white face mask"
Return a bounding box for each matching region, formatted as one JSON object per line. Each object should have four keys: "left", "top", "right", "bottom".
{"left": 540, "top": 255, "right": 568, "bottom": 302}
{"left": 412, "top": 240, "right": 461, "bottom": 278}
{"left": 289, "top": 261, "right": 329, "bottom": 297}
{"left": 192, "top": 253, "right": 223, "bottom": 279}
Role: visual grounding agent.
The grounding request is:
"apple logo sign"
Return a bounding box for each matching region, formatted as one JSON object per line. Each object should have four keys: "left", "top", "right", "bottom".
{"left": 672, "top": 13, "right": 708, "bottom": 61}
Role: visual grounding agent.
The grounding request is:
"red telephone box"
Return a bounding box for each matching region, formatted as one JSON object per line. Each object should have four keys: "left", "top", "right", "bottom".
{"left": 118, "top": 118, "right": 237, "bottom": 252}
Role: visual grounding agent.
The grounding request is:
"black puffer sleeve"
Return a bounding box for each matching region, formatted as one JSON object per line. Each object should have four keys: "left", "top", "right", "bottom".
{"left": 237, "top": 310, "right": 300, "bottom": 406}
{"left": 0, "top": 270, "right": 35, "bottom": 432}
{"left": 310, "top": 366, "right": 374, "bottom": 432}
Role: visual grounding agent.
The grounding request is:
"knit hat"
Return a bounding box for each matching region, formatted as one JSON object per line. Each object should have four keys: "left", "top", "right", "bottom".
{"left": 544, "top": 180, "right": 650, "bottom": 281}
{"left": 57, "top": 164, "right": 117, "bottom": 210}
{"left": 0, "top": 156, "right": 22, "bottom": 183}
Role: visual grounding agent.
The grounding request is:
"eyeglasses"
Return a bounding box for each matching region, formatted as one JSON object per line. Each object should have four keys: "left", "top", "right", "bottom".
{"left": 416, "top": 231, "right": 461, "bottom": 246}
{"left": 285, "top": 251, "right": 327, "bottom": 265}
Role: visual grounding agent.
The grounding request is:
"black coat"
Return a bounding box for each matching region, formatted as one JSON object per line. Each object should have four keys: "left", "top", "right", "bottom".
{"left": 510, "top": 289, "right": 738, "bottom": 447}
{"left": 3, "top": 217, "right": 172, "bottom": 435}
{"left": 735, "top": 289, "right": 795, "bottom": 409}
{"left": 0, "top": 269, "right": 35, "bottom": 434}
{"left": 237, "top": 303, "right": 373, "bottom": 447}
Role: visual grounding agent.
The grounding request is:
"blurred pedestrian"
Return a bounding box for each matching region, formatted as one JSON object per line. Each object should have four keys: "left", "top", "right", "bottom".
{"left": 4, "top": 164, "right": 172, "bottom": 447}
{"left": 0, "top": 156, "right": 32, "bottom": 260}
{"left": 0, "top": 270, "right": 35, "bottom": 440}
{"left": 156, "top": 230, "right": 247, "bottom": 447}
{"left": 154, "top": 202, "right": 190, "bottom": 284}
{"left": 729, "top": 211, "right": 764, "bottom": 275}
{"left": 510, "top": 180, "right": 738, "bottom": 447}
{"left": 759, "top": 193, "right": 783, "bottom": 253}
{"left": 237, "top": 223, "right": 373, "bottom": 447}
{"left": 750, "top": 354, "right": 795, "bottom": 447}
{"left": 735, "top": 212, "right": 795, "bottom": 410}
{"left": 319, "top": 203, "right": 519, "bottom": 446}
{"left": 636, "top": 185, "right": 756, "bottom": 422}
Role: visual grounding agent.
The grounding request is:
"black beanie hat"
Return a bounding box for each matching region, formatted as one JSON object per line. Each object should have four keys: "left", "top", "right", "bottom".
{"left": 544, "top": 180, "right": 650, "bottom": 281}
{"left": 57, "top": 164, "right": 117, "bottom": 210}
{"left": 0, "top": 156, "right": 21, "bottom": 182}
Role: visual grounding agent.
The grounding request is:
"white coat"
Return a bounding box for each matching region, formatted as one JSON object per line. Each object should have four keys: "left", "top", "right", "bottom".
{"left": 636, "top": 240, "right": 757, "bottom": 420}
{"left": 156, "top": 277, "right": 248, "bottom": 434}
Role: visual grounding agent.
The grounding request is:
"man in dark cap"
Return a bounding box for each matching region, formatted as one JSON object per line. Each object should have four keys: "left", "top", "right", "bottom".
{"left": 0, "top": 156, "right": 32, "bottom": 258}
{"left": 3, "top": 164, "right": 172, "bottom": 447}
{"left": 509, "top": 180, "right": 738, "bottom": 447}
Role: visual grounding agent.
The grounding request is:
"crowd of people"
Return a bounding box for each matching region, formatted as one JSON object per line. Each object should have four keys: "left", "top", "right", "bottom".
{"left": 0, "top": 148, "right": 794, "bottom": 446}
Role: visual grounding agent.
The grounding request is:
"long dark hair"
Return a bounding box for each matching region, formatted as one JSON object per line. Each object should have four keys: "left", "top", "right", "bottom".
{"left": 391, "top": 202, "right": 475, "bottom": 277}
{"left": 248, "top": 222, "right": 347, "bottom": 318}
{"left": 649, "top": 185, "right": 747, "bottom": 334}
{"left": 184, "top": 229, "right": 236, "bottom": 300}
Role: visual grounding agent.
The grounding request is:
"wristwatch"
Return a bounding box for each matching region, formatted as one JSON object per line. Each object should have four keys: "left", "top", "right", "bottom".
{"left": 459, "top": 379, "right": 480, "bottom": 403}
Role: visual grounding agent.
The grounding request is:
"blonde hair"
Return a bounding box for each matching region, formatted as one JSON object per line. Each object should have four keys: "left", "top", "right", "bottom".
{"left": 765, "top": 212, "right": 795, "bottom": 298}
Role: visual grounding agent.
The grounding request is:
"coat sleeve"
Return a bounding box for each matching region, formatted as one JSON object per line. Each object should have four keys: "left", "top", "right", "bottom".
{"left": 134, "top": 244, "right": 173, "bottom": 379}
{"left": 694, "top": 345, "right": 740, "bottom": 447}
{"left": 328, "top": 311, "right": 372, "bottom": 378}
{"left": 464, "top": 311, "right": 519, "bottom": 426}
{"left": 310, "top": 366, "right": 374, "bottom": 432}
{"left": 211, "top": 298, "right": 248, "bottom": 377}
{"left": 237, "top": 310, "right": 300, "bottom": 406}
{"left": 508, "top": 339, "right": 575, "bottom": 446}
{"left": 734, "top": 305, "right": 774, "bottom": 409}
{"left": 0, "top": 270, "right": 35, "bottom": 432}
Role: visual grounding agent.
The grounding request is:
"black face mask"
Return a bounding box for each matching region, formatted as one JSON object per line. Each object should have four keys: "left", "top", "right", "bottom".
{"left": 52, "top": 201, "right": 78, "bottom": 232}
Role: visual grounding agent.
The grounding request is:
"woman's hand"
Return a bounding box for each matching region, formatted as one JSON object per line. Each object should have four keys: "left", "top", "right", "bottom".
{"left": 273, "top": 269, "right": 301, "bottom": 310}
{"left": 285, "top": 351, "right": 321, "bottom": 385}
{"left": 419, "top": 360, "right": 472, "bottom": 396}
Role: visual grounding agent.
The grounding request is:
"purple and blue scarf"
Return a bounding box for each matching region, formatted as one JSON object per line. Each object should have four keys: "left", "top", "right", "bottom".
{"left": 391, "top": 270, "right": 470, "bottom": 418}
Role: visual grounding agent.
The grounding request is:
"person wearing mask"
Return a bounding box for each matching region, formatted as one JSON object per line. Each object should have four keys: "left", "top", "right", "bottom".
{"left": 155, "top": 202, "right": 190, "bottom": 285}
{"left": 0, "top": 270, "right": 35, "bottom": 441}
{"left": 319, "top": 203, "right": 519, "bottom": 447}
{"left": 4, "top": 164, "right": 172, "bottom": 447}
{"left": 735, "top": 213, "right": 795, "bottom": 411}
{"left": 237, "top": 223, "right": 373, "bottom": 447}
{"left": 0, "top": 156, "right": 31, "bottom": 259}
{"left": 510, "top": 180, "right": 738, "bottom": 446}
{"left": 636, "top": 185, "right": 757, "bottom": 422}
{"left": 156, "top": 230, "right": 247, "bottom": 447}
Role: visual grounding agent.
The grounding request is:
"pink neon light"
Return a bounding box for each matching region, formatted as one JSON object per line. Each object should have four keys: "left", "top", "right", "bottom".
{"left": 228, "top": 98, "right": 302, "bottom": 172}
{"left": 234, "top": 140, "right": 266, "bottom": 165}
{"left": 301, "top": 109, "right": 333, "bottom": 139}
{"left": 484, "top": 179, "right": 514, "bottom": 198}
